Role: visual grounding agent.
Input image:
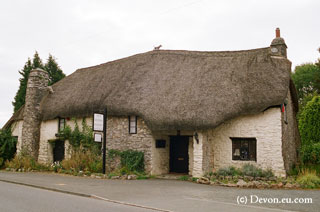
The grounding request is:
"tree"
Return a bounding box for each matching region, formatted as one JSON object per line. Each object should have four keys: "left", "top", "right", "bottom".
{"left": 12, "top": 58, "right": 33, "bottom": 112}
{"left": 12, "top": 52, "right": 65, "bottom": 112}
{"left": 299, "top": 95, "right": 320, "bottom": 164}
{"left": 291, "top": 63, "right": 320, "bottom": 107}
{"left": 32, "top": 51, "right": 44, "bottom": 69}
{"left": 44, "top": 55, "right": 65, "bottom": 85}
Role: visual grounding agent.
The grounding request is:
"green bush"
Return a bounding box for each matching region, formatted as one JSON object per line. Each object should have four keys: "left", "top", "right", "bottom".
{"left": 299, "top": 96, "right": 320, "bottom": 164}
{"left": 301, "top": 143, "right": 320, "bottom": 164}
{"left": 0, "top": 129, "right": 17, "bottom": 167}
{"left": 178, "top": 175, "right": 189, "bottom": 181}
{"left": 60, "top": 149, "right": 102, "bottom": 173}
{"left": 120, "top": 150, "right": 144, "bottom": 173}
{"left": 108, "top": 149, "right": 144, "bottom": 173}
{"left": 216, "top": 166, "right": 241, "bottom": 177}
{"left": 242, "top": 164, "right": 263, "bottom": 177}
{"left": 215, "top": 164, "right": 274, "bottom": 178}
{"left": 60, "top": 118, "right": 101, "bottom": 154}
{"left": 297, "top": 169, "right": 320, "bottom": 189}
{"left": 5, "top": 153, "right": 50, "bottom": 171}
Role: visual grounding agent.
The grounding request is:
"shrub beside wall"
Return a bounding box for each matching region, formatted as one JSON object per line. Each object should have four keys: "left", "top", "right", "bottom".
{"left": 299, "top": 96, "right": 320, "bottom": 164}
{"left": 0, "top": 129, "right": 17, "bottom": 167}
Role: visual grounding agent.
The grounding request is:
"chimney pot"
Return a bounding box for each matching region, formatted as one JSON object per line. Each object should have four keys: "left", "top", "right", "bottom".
{"left": 276, "top": 28, "right": 280, "bottom": 38}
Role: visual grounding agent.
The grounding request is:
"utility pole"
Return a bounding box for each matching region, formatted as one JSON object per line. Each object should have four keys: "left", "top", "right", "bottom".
{"left": 102, "top": 108, "right": 107, "bottom": 174}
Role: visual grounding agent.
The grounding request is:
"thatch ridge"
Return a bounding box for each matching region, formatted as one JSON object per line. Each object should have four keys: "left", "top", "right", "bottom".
{"left": 40, "top": 47, "right": 292, "bottom": 131}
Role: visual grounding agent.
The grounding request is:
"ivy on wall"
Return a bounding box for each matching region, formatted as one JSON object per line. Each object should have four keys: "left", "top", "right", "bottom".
{"left": 60, "top": 118, "right": 101, "bottom": 154}
{"left": 108, "top": 149, "right": 144, "bottom": 173}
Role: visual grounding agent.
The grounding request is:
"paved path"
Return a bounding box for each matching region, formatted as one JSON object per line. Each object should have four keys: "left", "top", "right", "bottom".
{"left": 0, "top": 171, "right": 319, "bottom": 212}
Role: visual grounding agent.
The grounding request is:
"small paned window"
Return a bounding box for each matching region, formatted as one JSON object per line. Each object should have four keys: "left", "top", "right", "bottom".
{"left": 58, "top": 118, "right": 65, "bottom": 132}
{"left": 231, "top": 138, "right": 256, "bottom": 161}
{"left": 129, "top": 116, "right": 137, "bottom": 134}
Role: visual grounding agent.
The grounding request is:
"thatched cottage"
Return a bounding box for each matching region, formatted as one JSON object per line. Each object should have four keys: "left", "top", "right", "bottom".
{"left": 5, "top": 28, "right": 300, "bottom": 177}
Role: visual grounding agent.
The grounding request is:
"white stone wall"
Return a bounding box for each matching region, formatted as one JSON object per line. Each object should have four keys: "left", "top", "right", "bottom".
{"left": 38, "top": 119, "right": 58, "bottom": 163}
{"left": 11, "top": 120, "right": 23, "bottom": 153}
{"left": 188, "top": 137, "right": 193, "bottom": 175}
{"left": 192, "top": 134, "right": 203, "bottom": 177}
{"left": 151, "top": 135, "right": 170, "bottom": 175}
{"left": 205, "top": 107, "right": 285, "bottom": 177}
{"left": 38, "top": 117, "right": 93, "bottom": 164}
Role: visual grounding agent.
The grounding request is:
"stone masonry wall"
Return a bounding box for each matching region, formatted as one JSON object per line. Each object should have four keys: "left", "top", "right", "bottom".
{"left": 151, "top": 134, "right": 170, "bottom": 175}
{"left": 188, "top": 137, "right": 193, "bottom": 175}
{"left": 38, "top": 119, "right": 58, "bottom": 163}
{"left": 192, "top": 134, "right": 203, "bottom": 177}
{"left": 281, "top": 89, "right": 300, "bottom": 173}
{"left": 21, "top": 69, "right": 49, "bottom": 159}
{"left": 106, "top": 116, "right": 153, "bottom": 173}
{"left": 203, "top": 108, "right": 286, "bottom": 177}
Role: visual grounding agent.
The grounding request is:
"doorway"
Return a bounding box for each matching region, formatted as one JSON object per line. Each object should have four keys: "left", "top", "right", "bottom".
{"left": 170, "top": 136, "right": 189, "bottom": 173}
{"left": 53, "top": 140, "right": 65, "bottom": 162}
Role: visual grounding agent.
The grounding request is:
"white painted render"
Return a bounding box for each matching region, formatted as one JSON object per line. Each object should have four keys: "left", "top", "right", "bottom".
{"left": 11, "top": 108, "right": 286, "bottom": 177}
{"left": 11, "top": 120, "right": 23, "bottom": 153}
{"left": 193, "top": 107, "right": 286, "bottom": 177}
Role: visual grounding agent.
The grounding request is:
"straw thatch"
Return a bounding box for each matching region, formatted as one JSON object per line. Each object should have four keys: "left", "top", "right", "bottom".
{"left": 37, "top": 47, "right": 292, "bottom": 131}
{"left": 3, "top": 106, "right": 24, "bottom": 129}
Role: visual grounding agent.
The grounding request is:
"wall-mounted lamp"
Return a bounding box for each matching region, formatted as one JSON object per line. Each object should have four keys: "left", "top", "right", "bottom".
{"left": 194, "top": 132, "right": 199, "bottom": 144}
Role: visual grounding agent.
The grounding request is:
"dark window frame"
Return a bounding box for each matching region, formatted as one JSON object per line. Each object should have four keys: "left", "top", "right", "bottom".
{"left": 128, "top": 116, "right": 137, "bottom": 134}
{"left": 231, "top": 137, "right": 256, "bottom": 161}
{"left": 58, "top": 117, "right": 66, "bottom": 132}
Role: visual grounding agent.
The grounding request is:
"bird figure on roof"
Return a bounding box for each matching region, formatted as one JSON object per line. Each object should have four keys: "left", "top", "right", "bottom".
{"left": 154, "top": 45, "right": 162, "bottom": 50}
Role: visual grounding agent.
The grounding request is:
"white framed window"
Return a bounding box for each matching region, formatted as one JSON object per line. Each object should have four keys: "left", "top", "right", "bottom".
{"left": 58, "top": 118, "right": 65, "bottom": 132}
{"left": 129, "top": 116, "right": 137, "bottom": 134}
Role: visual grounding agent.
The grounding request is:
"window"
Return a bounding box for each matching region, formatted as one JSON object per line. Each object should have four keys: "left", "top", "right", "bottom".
{"left": 129, "top": 116, "right": 137, "bottom": 134}
{"left": 231, "top": 137, "right": 256, "bottom": 161}
{"left": 58, "top": 118, "right": 65, "bottom": 132}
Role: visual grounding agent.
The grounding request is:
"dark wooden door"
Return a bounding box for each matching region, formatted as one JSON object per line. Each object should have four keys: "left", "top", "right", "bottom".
{"left": 170, "top": 136, "right": 189, "bottom": 173}
{"left": 53, "top": 140, "right": 65, "bottom": 162}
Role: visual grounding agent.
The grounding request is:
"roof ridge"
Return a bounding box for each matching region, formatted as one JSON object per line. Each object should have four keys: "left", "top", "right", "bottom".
{"left": 77, "top": 47, "right": 270, "bottom": 71}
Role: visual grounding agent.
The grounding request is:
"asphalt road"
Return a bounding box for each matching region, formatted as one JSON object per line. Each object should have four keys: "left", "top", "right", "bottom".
{"left": 0, "top": 172, "right": 319, "bottom": 212}
{"left": 0, "top": 181, "right": 152, "bottom": 212}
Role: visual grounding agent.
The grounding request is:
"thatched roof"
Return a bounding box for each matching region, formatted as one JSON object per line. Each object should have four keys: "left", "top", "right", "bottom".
{"left": 3, "top": 105, "right": 24, "bottom": 129}
{"left": 38, "top": 47, "right": 292, "bottom": 131}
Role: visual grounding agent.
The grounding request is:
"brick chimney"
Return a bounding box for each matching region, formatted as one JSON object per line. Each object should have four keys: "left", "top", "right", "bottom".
{"left": 276, "top": 28, "right": 280, "bottom": 38}
{"left": 270, "top": 28, "right": 287, "bottom": 58}
{"left": 21, "top": 68, "right": 49, "bottom": 159}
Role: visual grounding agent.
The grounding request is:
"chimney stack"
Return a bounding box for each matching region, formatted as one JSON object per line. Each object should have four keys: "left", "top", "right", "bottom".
{"left": 21, "top": 68, "right": 49, "bottom": 159}
{"left": 276, "top": 28, "right": 280, "bottom": 38}
{"left": 270, "top": 28, "right": 287, "bottom": 58}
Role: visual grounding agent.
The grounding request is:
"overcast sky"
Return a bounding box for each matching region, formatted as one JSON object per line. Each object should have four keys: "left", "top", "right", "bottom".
{"left": 0, "top": 0, "right": 319, "bottom": 127}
